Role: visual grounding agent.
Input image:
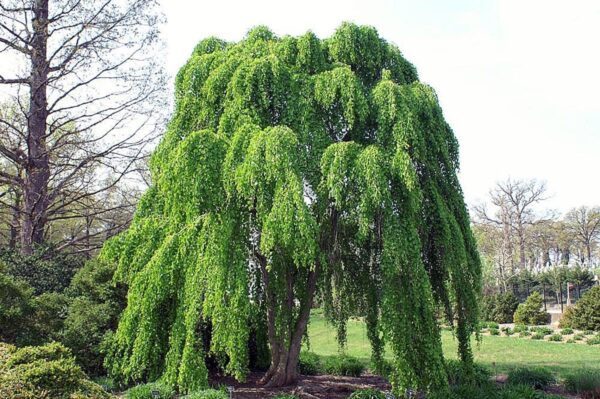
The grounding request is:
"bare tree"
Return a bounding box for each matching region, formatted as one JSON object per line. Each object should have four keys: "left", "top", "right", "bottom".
{"left": 474, "top": 178, "right": 551, "bottom": 271}
{"left": 565, "top": 206, "right": 600, "bottom": 265}
{"left": 0, "top": 0, "right": 167, "bottom": 254}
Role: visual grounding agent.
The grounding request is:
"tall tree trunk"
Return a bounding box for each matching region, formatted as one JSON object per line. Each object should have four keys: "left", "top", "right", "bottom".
{"left": 9, "top": 190, "right": 21, "bottom": 249}
{"left": 21, "top": 0, "right": 50, "bottom": 255}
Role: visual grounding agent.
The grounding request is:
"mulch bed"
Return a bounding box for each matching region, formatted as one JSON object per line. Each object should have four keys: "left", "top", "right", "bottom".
{"left": 211, "top": 372, "right": 391, "bottom": 399}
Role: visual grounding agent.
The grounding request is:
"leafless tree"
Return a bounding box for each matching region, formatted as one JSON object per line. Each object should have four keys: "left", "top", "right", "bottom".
{"left": 0, "top": 0, "right": 167, "bottom": 254}
{"left": 564, "top": 206, "right": 600, "bottom": 265}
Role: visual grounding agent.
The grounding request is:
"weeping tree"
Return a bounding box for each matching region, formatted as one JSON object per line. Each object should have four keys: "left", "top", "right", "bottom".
{"left": 102, "top": 23, "right": 481, "bottom": 394}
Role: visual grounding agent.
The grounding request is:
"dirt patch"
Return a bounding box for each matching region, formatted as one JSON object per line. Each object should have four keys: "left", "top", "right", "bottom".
{"left": 211, "top": 372, "right": 391, "bottom": 399}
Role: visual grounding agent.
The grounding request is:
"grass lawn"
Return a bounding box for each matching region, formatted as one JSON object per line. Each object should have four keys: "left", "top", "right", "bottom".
{"left": 306, "top": 310, "right": 600, "bottom": 377}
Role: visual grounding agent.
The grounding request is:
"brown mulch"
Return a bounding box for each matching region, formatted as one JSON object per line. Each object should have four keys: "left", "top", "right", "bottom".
{"left": 211, "top": 372, "right": 391, "bottom": 399}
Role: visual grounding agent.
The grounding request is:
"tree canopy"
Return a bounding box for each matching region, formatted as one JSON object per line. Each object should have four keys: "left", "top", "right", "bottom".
{"left": 102, "top": 23, "right": 481, "bottom": 395}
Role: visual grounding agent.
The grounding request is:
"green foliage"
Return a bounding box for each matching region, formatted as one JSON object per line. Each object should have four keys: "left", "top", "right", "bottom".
{"left": 514, "top": 324, "right": 528, "bottom": 333}
{"left": 502, "top": 327, "right": 514, "bottom": 336}
{"left": 124, "top": 382, "right": 174, "bottom": 399}
{"left": 0, "top": 342, "right": 110, "bottom": 399}
{"left": 0, "top": 270, "right": 33, "bottom": 342}
{"left": 548, "top": 334, "right": 563, "bottom": 342}
{"left": 489, "top": 328, "right": 500, "bottom": 336}
{"left": 322, "top": 354, "right": 365, "bottom": 376}
{"left": 506, "top": 367, "right": 555, "bottom": 389}
{"left": 298, "top": 351, "right": 321, "bottom": 375}
{"left": 520, "top": 331, "right": 532, "bottom": 337}
{"left": 531, "top": 333, "right": 545, "bottom": 340}
{"left": 531, "top": 326, "right": 553, "bottom": 336}
{"left": 574, "top": 333, "right": 585, "bottom": 340}
{"left": 62, "top": 260, "right": 126, "bottom": 375}
{"left": 560, "top": 328, "right": 574, "bottom": 335}
{"left": 560, "top": 286, "right": 600, "bottom": 331}
{"left": 0, "top": 247, "right": 85, "bottom": 294}
{"left": 587, "top": 335, "right": 600, "bottom": 345}
{"left": 481, "top": 293, "right": 519, "bottom": 324}
{"left": 429, "top": 383, "right": 565, "bottom": 399}
{"left": 514, "top": 293, "right": 549, "bottom": 325}
{"left": 445, "top": 359, "right": 491, "bottom": 387}
{"left": 564, "top": 370, "right": 600, "bottom": 394}
{"left": 103, "top": 22, "right": 481, "bottom": 395}
{"left": 348, "top": 388, "right": 387, "bottom": 399}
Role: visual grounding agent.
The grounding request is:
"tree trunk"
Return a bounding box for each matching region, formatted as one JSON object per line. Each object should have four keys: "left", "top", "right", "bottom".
{"left": 21, "top": 0, "right": 50, "bottom": 255}
{"left": 260, "top": 268, "right": 317, "bottom": 387}
{"left": 9, "top": 190, "right": 21, "bottom": 249}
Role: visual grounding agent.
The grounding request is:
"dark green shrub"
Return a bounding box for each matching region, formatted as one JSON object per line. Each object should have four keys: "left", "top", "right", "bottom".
{"left": 574, "top": 333, "right": 585, "bottom": 341}
{"left": 513, "top": 324, "right": 528, "bottom": 333}
{"left": 348, "top": 388, "right": 387, "bottom": 399}
{"left": 23, "top": 292, "right": 70, "bottom": 345}
{"left": 481, "top": 293, "right": 520, "bottom": 324}
{"left": 502, "top": 327, "right": 514, "bottom": 336}
{"left": 560, "top": 328, "right": 574, "bottom": 335}
{"left": 561, "top": 286, "right": 600, "bottom": 331}
{"left": 185, "top": 389, "right": 228, "bottom": 399}
{"left": 548, "top": 334, "right": 562, "bottom": 342}
{"left": 531, "top": 333, "right": 545, "bottom": 340}
{"left": 322, "top": 354, "right": 364, "bottom": 376}
{"left": 507, "top": 367, "right": 555, "bottom": 389}
{"left": 298, "top": 351, "right": 321, "bottom": 375}
{"left": 445, "top": 359, "right": 491, "bottom": 387}
{"left": 125, "top": 382, "right": 174, "bottom": 399}
{"left": 0, "top": 247, "right": 85, "bottom": 294}
{"left": 0, "top": 342, "right": 110, "bottom": 399}
{"left": 486, "top": 321, "right": 500, "bottom": 329}
{"left": 489, "top": 328, "right": 500, "bottom": 335}
{"left": 531, "top": 326, "right": 553, "bottom": 336}
{"left": 520, "top": 331, "right": 532, "bottom": 337}
{"left": 0, "top": 271, "right": 33, "bottom": 343}
{"left": 513, "top": 292, "right": 549, "bottom": 325}
{"left": 565, "top": 370, "right": 600, "bottom": 394}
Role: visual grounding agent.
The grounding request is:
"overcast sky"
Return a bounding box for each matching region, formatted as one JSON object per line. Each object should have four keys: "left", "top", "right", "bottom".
{"left": 159, "top": 0, "right": 600, "bottom": 214}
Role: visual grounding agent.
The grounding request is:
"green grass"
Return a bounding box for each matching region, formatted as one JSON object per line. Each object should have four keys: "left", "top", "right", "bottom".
{"left": 306, "top": 310, "right": 600, "bottom": 377}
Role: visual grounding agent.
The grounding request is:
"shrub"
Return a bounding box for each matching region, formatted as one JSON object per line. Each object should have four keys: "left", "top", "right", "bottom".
{"left": 185, "top": 389, "right": 228, "bottom": 399}
{"left": 513, "top": 324, "right": 528, "bottom": 333}
{"left": 507, "top": 367, "right": 555, "bottom": 389}
{"left": 587, "top": 335, "right": 600, "bottom": 345}
{"left": 23, "top": 292, "right": 70, "bottom": 345}
{"left": 489, "top": 328, "right": 500, "bottom": 335}
{"left": 502, "top": 327, "right": 514, "bottom": 336}
{"left": 531, "top": 332, "right": 545, "bottom": 340}
{"left": 445, "top": 359, "right": 491, "bottom": 387}
{"left": 574, "top": 333, "right": 585, "bottom": 340}
{"left": 322, "top": 354, "right": 364, "bottom": 377}
{"left": 565, "top": 370, "right": 600, "bottom": 394}
{"left": 348, "top": 389, "right": 387, "bottom": 399}
{"left": 531, "top": 326, "right": 553, "bottom": 336}
{"left": 562, "top": 286, "right": 600, "bottom": 332}
{"left": 548, "top": 334, "right": 562, "bottom": 342}
{"left": 520, "top": 331, "right": 532, "bottom": 337}
{"left": 0, "top": 342, "right": 110, "bottom": 399}
{"left": 298, "top": 351, "right": 321, "bottom": 375}
{"left": 559, "top": 306, "right": 576, "bottom": 329}
{"left": 486, "top": 321, "right": 500, "bottom": 329}
{"left": 125, "top": 382, "right": 174, "bottom": 399}
{"left": 0, "top": 271, "right": 33, "bottom": 343}
{"left": 481, "top": 293, "right": 519, "bottom": 324}
{"left": 560, "top": 328, "right": 574, "bottom": 335}
{"left": 513, "top": 292, "right": 550, "bottom": 325}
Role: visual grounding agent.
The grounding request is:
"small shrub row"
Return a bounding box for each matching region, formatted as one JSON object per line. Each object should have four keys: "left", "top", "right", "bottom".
{"left": 507, "top": 367, "right": 555, "bottom": 390}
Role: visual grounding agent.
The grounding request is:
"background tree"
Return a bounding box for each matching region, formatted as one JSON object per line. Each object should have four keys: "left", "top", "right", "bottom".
{"left": 102, "top": 24, "right": 481, "bottom": 395}
{"left": 0, "top": 0, "right": 166, "bottom": 255}
{"left": 564, "top": 206, "right": 600, "bottom": 265}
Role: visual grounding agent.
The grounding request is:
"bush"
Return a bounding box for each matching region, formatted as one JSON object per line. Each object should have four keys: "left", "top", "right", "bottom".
{"left": 489, "top": 328, "right": 500, "bottom": 335}
{"left": 322, "top": 354, "right": 364, "bottom": 377}
{"left": 565, "top": 370, "right": 600, "bottom": 394}
{"left": 445, "top": 359, "right": 491, "bottom": 387}
{"left": 561, "top": 286, "right": 600, "bottom": 332}
{"left": 513, "top": 324, "right": 528, "bottom": 333}
{"left": 481, "top": 293, "right": 519, "bottom": 324}
{"left": 348, "top": 388, "right": 387, "bottom": 399}
{"left": 531, "top": 333, "right": 545, "bottom": 340}
{"left": 185, "top": 389, "right": 228, "bottom": 399}
{"left": 0, "top": 342, "right": 110, "bottom": 399}
{"left": 531, "top": 326, "right": 553, "bottom": 336}
{"left": 560, "top": 328, "right": 574, "bottom": 335}
{"left": 507, "top": 367, "right": 555, "bottom": 389}
{"left": 548, "top": 334, "right": 562, "bottom": 342}
{"left": 298, "top": 351, "right": 321, "bottom": 375}
{"left": 574, "top": 333, "right": 585, "bottom": 341}
{"left": 23, "top": 292, "right": 70, "bottom": 345}
{"left": 502, "top": 327, "right": 514, "bottom": 336}
{"left": 513, "top": 292, "right": 550, "bottom": 325}
{"left": 559, "top": 306, "right": 576, "bottom": 329}
{"left": 125, "top": 382, "right": 174, "bottom": 399}
{"left": 520, "top": 331, "right": 532, "bottom": 337}
{"left": 0, "top": 271, "right": 33, "bottom": 343}
{"left": 587, "top": 335, "right": 600, "bottom": 345}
